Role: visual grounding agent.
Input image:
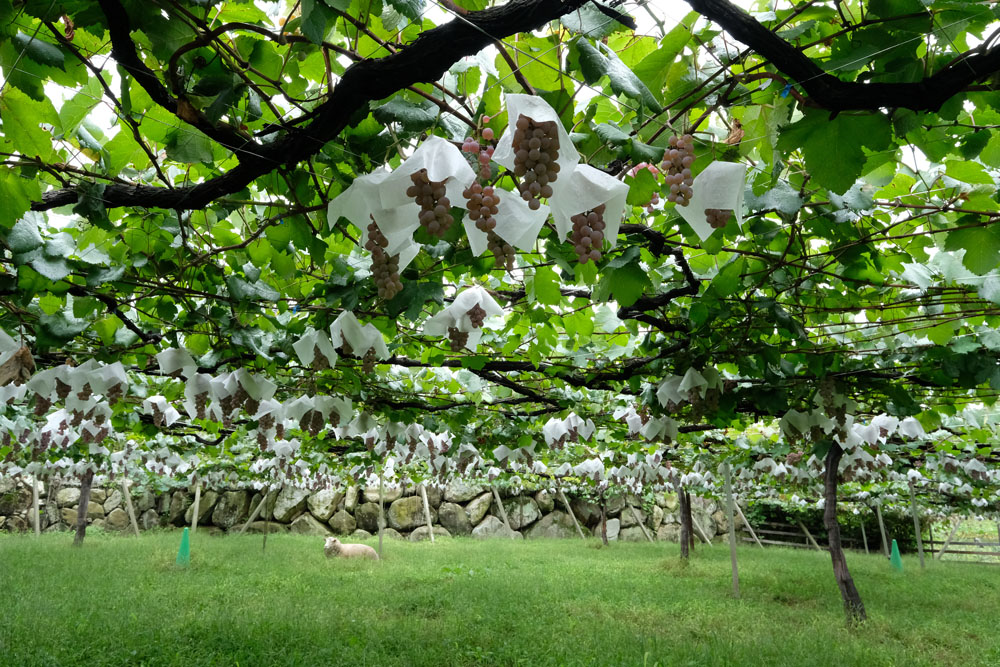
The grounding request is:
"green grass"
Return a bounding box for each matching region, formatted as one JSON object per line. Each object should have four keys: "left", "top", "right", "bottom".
{"left": 2, "top": 531, "right": 999, "bottom": 666}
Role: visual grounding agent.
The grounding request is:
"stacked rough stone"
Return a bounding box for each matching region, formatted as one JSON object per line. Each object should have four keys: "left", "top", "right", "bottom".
{"left": 0, "top": 475, "right": 731, "bottom": 542}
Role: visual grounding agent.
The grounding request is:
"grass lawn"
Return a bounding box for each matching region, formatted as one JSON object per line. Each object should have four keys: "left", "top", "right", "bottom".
{"left": 1, "top": 530, "right": 998, "bottom": 666}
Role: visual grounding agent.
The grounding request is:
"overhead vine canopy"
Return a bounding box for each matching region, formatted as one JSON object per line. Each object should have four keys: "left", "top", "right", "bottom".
{"left": 2, "top": 0, "right": 1000, "bottom": 512}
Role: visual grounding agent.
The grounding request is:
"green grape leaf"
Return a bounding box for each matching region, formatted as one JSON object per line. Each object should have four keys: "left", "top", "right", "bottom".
{"left": 385, "top": 0, "right": 423, "bottom": 22}
{"left": 944, "top": 221, "right": 1000, "bottom": 275}
{"left": 575, "top": 38, "right": 662, "bottom": 113}
{"left": 778, "top": 110, "right": 893, "bottom": 194}
{"left": 165, "top": 129, "right": 214, "bottom": 164}
{"left": 12, "top": 32, "right": 64, "bottom": 68}
{"left": 372, "top": 98, "right": 439, "bottom": 133}
{"left": 531, "top": 266, "right": 562, "bottom": 305}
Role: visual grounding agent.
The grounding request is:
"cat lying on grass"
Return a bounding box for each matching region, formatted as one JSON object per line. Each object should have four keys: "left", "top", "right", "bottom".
{"left": 324, "top": 536, "right": 380, "bottom": 560}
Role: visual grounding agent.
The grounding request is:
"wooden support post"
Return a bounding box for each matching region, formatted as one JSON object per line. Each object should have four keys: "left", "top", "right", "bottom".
{"left": 558, "top": 487, "right": 586, "bottom": 539}
{"left": 908, "top": 478, "right": 925, "bottom": 569}
{"left": 491, "top": 485, "right": 513, "bottom": 535}
{"left": 600, "top": 495, "right": 608, "bottom": 546}
{"left": 420, "top": 484, "right": 434, "bottom": 544}
{"left": 378, "top": 473, "right": 385, "bottom": 559}
{"left": 32, "top": 476, "right": 40, "bottom": 537}
{"left": 628, "top": 503, "right": 654, "bottom": 543}
{"left": 875, "top": 503, "right": 890, "bottom": 558}
{"left": 860, "top": 517, "right": 869, "bottom": 555}
{"left": 723, "top": 463, "right": 740, "bottom": 598}
{"left": 691, "top": 512, "right": 714, "bottom": 546}
{"left": 735, "top": 503, "right": 763, "bottom": 549}
{"left": 190, "top": 482, "right": 202, "bottom": 533}
{"left": 239, "top": 491, "right": 267, "bottom": 534}
{"left": 935, "top": 518, "right": 961, "bottom": 561}
{"left": 798, "top": 520, "right": 822, "bottom": 551}
{"left": 122, "top": 479, "right": 140, "bottom": 537}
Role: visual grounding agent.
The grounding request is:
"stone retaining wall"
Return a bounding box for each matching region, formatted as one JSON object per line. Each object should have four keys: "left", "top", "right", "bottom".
{"left": 0, "top": 476, "right": 730, "bottom": 542}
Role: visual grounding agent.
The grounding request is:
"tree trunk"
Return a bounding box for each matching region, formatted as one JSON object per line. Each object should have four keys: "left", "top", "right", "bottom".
{"left": 679, "top": 488, "right": 692, "bottom": 560}
{"left": 73, "top": 469, "right": 95, "bottom": 547}
{"left": 823, "top": 444, "right": 866, "bottom": 623}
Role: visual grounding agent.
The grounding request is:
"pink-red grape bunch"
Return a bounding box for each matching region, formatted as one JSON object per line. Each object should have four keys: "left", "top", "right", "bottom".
{"left": 512, "top": 114, "right": 560, "bottom": 210}
{"left": 407, "top": 169, "right": 453, "bottom": 238}
{"left": 462, "top": 129, "right": 495, "bottom": 180}
{"left": 570, "top": 203, "right": 607, "bottom": 264}
{"left": 365, "top": 217, "right": 403, "bottom": 300}
{"left": 661, "top": 134, "right": 695, "bottom": 206}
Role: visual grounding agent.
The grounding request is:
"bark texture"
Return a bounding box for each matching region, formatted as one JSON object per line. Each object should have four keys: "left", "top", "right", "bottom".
{"left": 823, "top": 444, "right": 866, "bottom": 623}
{"left": 679, "top": 489, "right": 692, "bottom": 560}
{"left": 72, "top": 469, "right": 95, "bottom": 547}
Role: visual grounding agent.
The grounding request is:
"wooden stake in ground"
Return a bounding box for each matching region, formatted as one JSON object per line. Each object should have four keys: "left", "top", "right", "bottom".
{"left": 31, "top": 476, "right": 40, "bottom": 537}
{"left": 491, "top": 485, "right": 514, "bottom": 535}
{"left": 190, "top": 482, "right": 202, "bottom": 533}
{"left": 599, "top": 494, "right": 608, "bottom": 546}
{"left": 627, "top": 503, "right": 654, "bottom": 543}
{"left": 378, "top": 472, "right": 385, "bottom": 559}
{"left": 687, "top": 498, "right": 714, "bottom": 547}
{"left": 735, "top": 503, "right": 764, "bottom": 549}
{"left": 723, "top": 463, "right": 740, "bottom": 598}
{"left": 239, "top": 491, "right": 267, "bottom": 534}
{"left": 676, "top": 485, "right": 692, "bottom": 559}
{"left": 121, "top": 479, "right": 140, "bottom": 537}
{"left": 935, "top": 518, "right": 962, "bottom": 561}
{"left": 860, "top": 517, "right": 869, "bottom": 555}
{"left": 558, "top": 487, "right": 586, "bottom": 539}
{"left": 799, "top": 521, "right": 823, "bottom": 551}
{"left": 875, "top": 503, "right": 890, "bottom": 558}
{"left": 419, "top": 484, "right": 434, "bottom": 544}
{"left": 908, "top": 478, "right": 926, "bottom": 569}
{"left": 73, "top": 469, "right": 95, "bottom": 547}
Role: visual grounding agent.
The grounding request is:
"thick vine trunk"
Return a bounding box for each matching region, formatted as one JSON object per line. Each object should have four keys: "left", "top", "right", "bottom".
{"left": 73, "top": 469, "right": 94, "bottom": 547}
{"left": 679, "top": 489, "right": 692, "bottom": 560}
{"left": 823, "top": 444, "right": 866, "bottom": 623}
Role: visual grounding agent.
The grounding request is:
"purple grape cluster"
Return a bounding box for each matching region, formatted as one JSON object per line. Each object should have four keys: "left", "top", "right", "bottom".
{"left": 464, "top": 183, "right": 499, "bottom": 233}
{"left": 486, "top": 231, "right": 515, "bottom": 271}
{"left": 512, "top": 114, "right": 561, "bottom": 210}
{"left": 407, "top": 169, "right": 453, "bottom": 237}
{"left": 570, "top": 204, "right": 607, "bottom": 264}
{"left": 705, "top": 208, "right": 732, "bottom": 230}
{"left": 365, "top": 217, "right": 402, "bottom": 300}
{"left": 661, "top": 134, "right": 695, "bottom": 206}
{"left": 447, "top": 326, "right": 469, "bottom": 352}
{"left": 467, "top": 304, "right": 486, "bottom": 329}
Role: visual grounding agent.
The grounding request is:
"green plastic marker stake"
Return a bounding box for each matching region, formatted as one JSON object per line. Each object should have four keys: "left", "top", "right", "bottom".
{"left": 890, "top": 539, "right": 903, "bottom": 572}
{"left": 177, "top": 527, "right": 191, "bottom": 567}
